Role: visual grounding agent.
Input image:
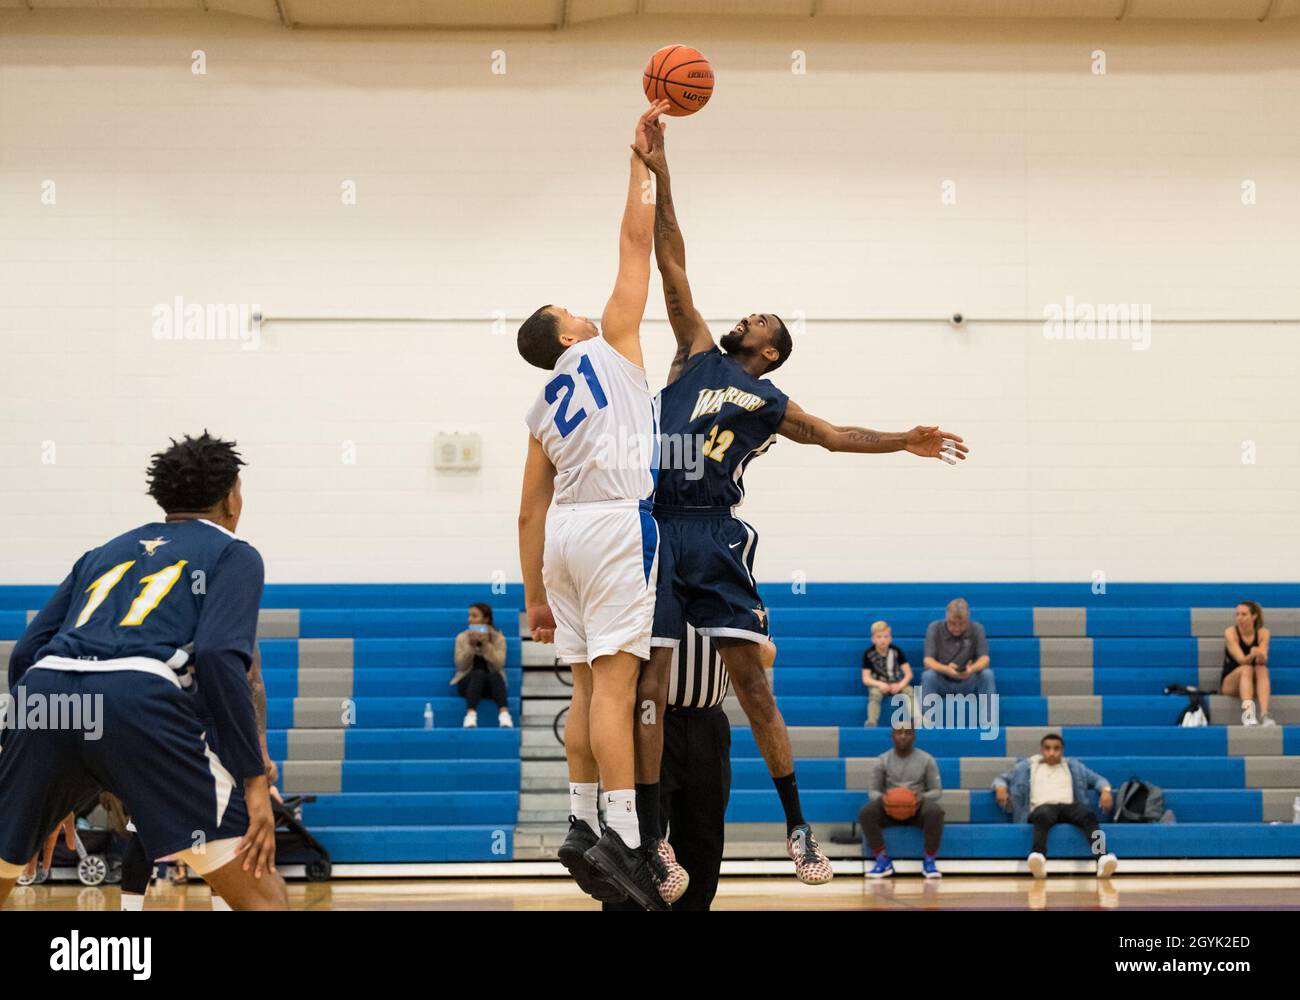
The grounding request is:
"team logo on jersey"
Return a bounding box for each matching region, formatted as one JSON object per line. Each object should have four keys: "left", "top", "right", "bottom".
{"left": 753, "top": 607, "right": 768, "bottom": 627}
{"left": 138, "top": 537, "right": 169, "bottom": 556}
{"left": 689, "top": 386, "right": 768, "bottom": 423}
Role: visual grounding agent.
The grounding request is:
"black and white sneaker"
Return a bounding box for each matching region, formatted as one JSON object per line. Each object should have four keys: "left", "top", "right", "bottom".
{"left": 557, "top": 817, "right": 626, "bottom": 903}
{"left": 583, "top": 829, "right": 669, "bottom": 911}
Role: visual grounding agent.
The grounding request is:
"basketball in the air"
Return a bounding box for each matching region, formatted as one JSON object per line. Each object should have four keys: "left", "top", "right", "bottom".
{"left": 642, "top": 44, "right": 714, "bottom": 117}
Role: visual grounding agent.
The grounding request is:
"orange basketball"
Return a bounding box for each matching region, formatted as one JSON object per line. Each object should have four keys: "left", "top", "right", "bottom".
{"left": 643, "top": 44, "right": 714, "bottom": 117}
{"left": 883, "top": 786, "right": 919, "bottom": 821}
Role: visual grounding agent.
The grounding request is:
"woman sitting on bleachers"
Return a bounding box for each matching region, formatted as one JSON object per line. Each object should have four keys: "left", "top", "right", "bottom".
{"left": 1222, "top": 600, "right": 1272, "bottom": 727}
{"left": 451, "top": 602, "right": 512, "bottom": 728}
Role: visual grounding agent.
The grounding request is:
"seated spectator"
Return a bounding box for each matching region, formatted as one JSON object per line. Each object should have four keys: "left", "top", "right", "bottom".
{"left": 993, "top": 733, "right": 1117, "bottom": 879}
{"left": 451, "top": 602, "right": 512, "bottom": 728}
{"left": 858, "top": 724, "right": 944, "bottom": 879}
{"left": 1223, "top": 601, "right": 1272, "bottom": 727}
{"left": 861, "top": 620, "right": 915, "bottom": 727}
{"left": 921, "top": 598, "right": 995, "bottom": 702}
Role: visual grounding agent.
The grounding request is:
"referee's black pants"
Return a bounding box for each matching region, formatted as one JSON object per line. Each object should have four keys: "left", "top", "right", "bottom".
{"left": 604, "top": 705, "right": 732, "bottom": 912}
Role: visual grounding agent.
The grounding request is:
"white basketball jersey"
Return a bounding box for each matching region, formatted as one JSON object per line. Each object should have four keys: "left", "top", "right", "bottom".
{"left": 525, "top": 336, "right": 658, "bottom": 505}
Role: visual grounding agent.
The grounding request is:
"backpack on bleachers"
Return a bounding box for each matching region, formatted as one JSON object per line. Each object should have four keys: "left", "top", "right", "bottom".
{"left": 1112, "top": 777, "right": 1167, "bottom": 823}
{"left": 1163, "top": 683, "right": 1211, "bottom": 727}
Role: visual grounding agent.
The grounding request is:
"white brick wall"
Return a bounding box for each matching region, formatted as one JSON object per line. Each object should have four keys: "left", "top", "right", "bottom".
{"left": 1, "top": 12, "right": 1297, "bottom": 584}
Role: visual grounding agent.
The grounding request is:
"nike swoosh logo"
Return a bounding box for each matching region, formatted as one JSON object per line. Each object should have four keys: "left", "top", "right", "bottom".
{"left": 729, "top": 541, "right": 742, "bottom": 549}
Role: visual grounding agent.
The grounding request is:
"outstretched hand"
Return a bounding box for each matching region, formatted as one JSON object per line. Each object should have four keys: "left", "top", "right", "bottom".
{"left": 905, "top": 426, "right": 968, "bottom": 464}
{"left": 632, "top": 100, "right": 671, "bottom": 173}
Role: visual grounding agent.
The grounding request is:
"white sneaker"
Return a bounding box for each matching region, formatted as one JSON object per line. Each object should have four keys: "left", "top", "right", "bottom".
{"left": 462, "top": 710, "right": 478, "bottom": 728}
{"left": 1027, "top": 852, "right": 1047, "bottom": 879}
{"left": 1097, "top": 853, "right": 1118, "bottom": 878}
{"left": 498, "top": 710, "right": 514, "bottom": 728}
{"left": 1241, "top": 701, "right": 1258, "bottom": 727}
{"left": 1261, "top": 714, "right": 1277, "bottom": 727}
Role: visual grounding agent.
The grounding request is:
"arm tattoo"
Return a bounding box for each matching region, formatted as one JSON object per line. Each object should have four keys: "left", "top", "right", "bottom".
{"left": 654, "top": 181, "right": 678, "bottom": 242}
{"left": 783, "top": 417, "right": 822, "bottom": 445}
{"left": 248, "top": 650, "right": 268, "bottom": 741}
{"left": 840, "top": 427, "right": 882, "bottom": 447}
{"left": 664, "top": 287, "right": 689, "bottom": 320}
{"left": 666, "top": 342, "right": 691, "bottom": 383}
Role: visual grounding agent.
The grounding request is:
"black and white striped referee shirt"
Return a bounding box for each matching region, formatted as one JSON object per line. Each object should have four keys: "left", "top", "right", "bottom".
{"left": 668, "top": 624, "right": 730, "bottom": 710}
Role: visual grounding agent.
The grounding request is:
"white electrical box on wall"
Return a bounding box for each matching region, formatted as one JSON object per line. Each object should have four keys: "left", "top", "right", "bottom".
{"left": 435, "top": 432, "right": 482, "bottom": 471}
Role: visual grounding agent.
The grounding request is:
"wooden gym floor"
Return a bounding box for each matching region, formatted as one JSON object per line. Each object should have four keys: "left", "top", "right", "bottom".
{"left": 6, "top": 875, "right": 1300, "bottom": 911}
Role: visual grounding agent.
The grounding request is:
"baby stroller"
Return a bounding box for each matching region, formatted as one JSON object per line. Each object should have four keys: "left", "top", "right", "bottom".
{"left": 275, "top": 794, "right": 332, "bottom": 881}
{"left": 16, "top": 798, "right": 123, "bottom": 887}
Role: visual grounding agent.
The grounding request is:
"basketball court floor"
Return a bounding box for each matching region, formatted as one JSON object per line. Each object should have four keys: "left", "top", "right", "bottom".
{"left": 6, "top": 876, "right": 1300, "bottom": 912}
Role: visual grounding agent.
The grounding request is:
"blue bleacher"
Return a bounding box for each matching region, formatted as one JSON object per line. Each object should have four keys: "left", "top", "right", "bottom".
{"left": 4, "top": 582, "right": 1299, "bottom": 866}
{"left": 726, "top": 789, "right": 1271, "bottom": 823}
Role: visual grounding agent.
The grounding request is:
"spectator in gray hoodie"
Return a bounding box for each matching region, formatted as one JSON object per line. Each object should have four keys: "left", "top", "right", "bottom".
{"left": 858, "top": 724, "right": 944, "bottom": 879}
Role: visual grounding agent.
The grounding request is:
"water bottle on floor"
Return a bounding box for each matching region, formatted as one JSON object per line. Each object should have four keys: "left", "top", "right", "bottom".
{"left": 424, "top": 702, "right": 434, "bottom": 730}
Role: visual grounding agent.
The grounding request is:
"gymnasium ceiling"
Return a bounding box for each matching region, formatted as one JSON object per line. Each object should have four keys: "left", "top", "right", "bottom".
{"left": 0, "top": 0, "right": 1295, "bottom": 29}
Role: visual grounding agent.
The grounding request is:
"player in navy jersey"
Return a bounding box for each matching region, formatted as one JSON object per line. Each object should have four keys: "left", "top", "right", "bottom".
{"left": 632, "top": 125, "right": 968, "bottom": 884}
{"left": 0, "top": 433, "right": 287, "bottom": 910}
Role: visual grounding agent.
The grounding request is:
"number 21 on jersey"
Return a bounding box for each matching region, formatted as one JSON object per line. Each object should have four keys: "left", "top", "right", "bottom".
{"left": 545, "top": 355, "right": 607, "bottom": 438}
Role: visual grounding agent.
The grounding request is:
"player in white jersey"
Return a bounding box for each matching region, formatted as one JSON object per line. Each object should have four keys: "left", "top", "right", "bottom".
{"left": 516, "top": 102, "right": 672, "bottom": 910}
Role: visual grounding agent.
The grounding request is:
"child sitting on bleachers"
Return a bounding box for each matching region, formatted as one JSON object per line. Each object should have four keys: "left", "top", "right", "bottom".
{"left": 861, "top": 620, "right": 915, "bottom": 727}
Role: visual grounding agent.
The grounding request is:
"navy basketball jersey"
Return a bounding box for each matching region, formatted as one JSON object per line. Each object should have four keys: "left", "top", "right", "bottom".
{"left": 34, "top": 519, "right": 260, "bottom": 676}
{"left": 655, "top": 347, "right": 789, "bottom": 509}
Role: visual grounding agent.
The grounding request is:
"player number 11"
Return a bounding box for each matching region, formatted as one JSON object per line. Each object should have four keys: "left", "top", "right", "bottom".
{"left": 74, "top": 559, "right": 189, "bottom": 628}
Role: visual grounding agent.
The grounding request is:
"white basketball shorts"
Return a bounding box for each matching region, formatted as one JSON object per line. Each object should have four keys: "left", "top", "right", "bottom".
{"left": 543, "top": 499, "right": 659, "bottom": 665}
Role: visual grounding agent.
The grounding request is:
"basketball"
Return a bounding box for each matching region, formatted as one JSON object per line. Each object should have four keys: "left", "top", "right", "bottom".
{"left": 643, "top": 44, "right": 714, "bottom": 117}
{"left": 883, "top": 787, "right": 919, "bottom": 821}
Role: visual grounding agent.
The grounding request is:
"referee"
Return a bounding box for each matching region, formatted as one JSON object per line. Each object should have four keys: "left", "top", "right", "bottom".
{"left": 606, "top": 624, "right": 776, "bottom": 911}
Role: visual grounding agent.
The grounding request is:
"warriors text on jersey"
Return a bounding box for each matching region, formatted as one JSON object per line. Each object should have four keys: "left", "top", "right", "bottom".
{"left": 655, "top": 347, "right": 788, "bottom": 510}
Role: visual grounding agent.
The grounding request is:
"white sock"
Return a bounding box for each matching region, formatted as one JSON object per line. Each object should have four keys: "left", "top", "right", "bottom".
{"left": 120, "top": 893, "right": 145, "bottom": 912}
{"left": 569, "top": 782, "right": 600, "bottom": 833}
{"left": 211, "top": 894, "right": 232, "bottom": 912}
{"left": 604, "top": 789, "right": 640, "bottom": 849}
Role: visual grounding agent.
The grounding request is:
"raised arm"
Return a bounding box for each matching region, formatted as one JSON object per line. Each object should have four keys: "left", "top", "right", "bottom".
{"left": 632, "top": 117, "right": 715, "bottom": 383}
{"left": 777, "top": 400, "right": 968, "bottom": 463}
{"left": 518, "top": 434, "right": 558, "bottom": 643}
{"left": 601, "top": 102, "right": 672, "bottom": 367}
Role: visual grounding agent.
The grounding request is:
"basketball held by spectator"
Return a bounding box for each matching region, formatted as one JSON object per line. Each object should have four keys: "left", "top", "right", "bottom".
{"left": 883, "top": 786, "right": 918, "bottom": 821}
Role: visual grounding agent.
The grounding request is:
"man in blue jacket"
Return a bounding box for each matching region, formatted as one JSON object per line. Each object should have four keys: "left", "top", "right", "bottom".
{"left": 992, "top": 732, "right": 1118, "bottom": 879}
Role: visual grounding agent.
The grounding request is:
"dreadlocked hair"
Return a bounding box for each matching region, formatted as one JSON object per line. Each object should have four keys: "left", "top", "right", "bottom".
{"left": 145, "top": 431, "right": 245, "bottom": 513}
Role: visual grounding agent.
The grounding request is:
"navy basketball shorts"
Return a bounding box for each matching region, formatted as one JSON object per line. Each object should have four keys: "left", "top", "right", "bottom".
{"left": 651, "top": 509, "right": 770, "bottom": 648}
{"left": 0, "top": 664, "right": 249, "bottom": 876}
